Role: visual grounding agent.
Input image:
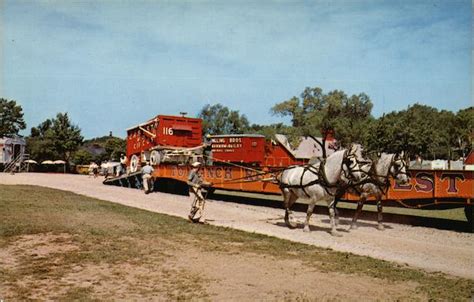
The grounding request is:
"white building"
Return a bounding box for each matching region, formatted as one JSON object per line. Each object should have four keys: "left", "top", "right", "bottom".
{"left": 0, "top": 136, "right": 26, "bottom": 164}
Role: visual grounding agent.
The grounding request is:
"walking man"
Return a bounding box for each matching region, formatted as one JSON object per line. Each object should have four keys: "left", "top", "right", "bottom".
{"left": 187, "top": 161, "right": 211, "bottom": 223}
{"left": 141, "top": 161, "right": 154, "bottom": 194}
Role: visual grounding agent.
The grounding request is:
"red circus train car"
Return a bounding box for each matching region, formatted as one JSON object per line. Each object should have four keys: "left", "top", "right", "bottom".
{"left": 208, "top": 133, "right": 335, "bottom": 167}
{"left": 125, "top": 115, "right": 202, "bottom": 172}
{"left": 210, "top": 134, "right": 265, "bottom": 164}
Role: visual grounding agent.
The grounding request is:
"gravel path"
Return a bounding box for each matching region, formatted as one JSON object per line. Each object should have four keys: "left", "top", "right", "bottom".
{"left": 1, "top": 173, "right": 473, "bottom": 279}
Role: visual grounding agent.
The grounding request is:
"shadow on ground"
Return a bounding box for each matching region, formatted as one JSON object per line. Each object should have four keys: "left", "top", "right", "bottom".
{"left": 207, "top": 192, "right": 472, "bottom": 233}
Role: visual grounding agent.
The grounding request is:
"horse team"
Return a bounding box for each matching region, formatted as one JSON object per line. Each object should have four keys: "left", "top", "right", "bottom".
{"left": 278, "top": 145, "right": 410, "bottom": 236}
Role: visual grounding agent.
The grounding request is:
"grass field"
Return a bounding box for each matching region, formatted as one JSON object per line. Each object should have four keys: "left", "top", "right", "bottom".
{"left": 1, "top": 185, "right": 473, "bottom": 300}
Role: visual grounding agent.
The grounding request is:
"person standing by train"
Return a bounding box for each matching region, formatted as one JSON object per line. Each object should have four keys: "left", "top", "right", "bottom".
{"left": 141, "top": 161, "right": 154, "bottom": 194}
{"left": 187, "top": 161, "right": 211, "bottom": 223}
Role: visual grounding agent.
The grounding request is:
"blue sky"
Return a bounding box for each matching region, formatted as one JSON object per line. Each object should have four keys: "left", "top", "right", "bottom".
{"left": 2, "top": 0, "right": 472, "bottom": 139}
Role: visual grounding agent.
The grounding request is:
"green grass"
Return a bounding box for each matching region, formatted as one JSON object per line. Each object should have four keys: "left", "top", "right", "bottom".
{"left": 1, "top": 184, "right": 473, "bottom": 301}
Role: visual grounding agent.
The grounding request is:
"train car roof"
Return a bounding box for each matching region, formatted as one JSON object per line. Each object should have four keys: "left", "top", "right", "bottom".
{"left": 126, "top": 115, "right": 201, "bottom": 132}
{"left": 209, "top": 134, "right": 265, "bottom": 138}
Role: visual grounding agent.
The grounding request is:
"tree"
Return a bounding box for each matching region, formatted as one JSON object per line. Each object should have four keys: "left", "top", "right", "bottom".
{"left": 332, "top": 92, "right": 374, "bottom": 147}
{"left": 27, "top": 119, "right": 57, "bottom": 162}
{"left": 368, "top": 105, "right": 433, "bottom": 158}
{"left": 198, "top": 104, "right": 250, "bottom": 135}
{"left": 0, "top": 98, "right": 26, "bottom": 137}
{"left": 104, "top": 137, "right": 126, "bottom": 161}
{"left": 30, "top": 119, "right": 52, "bottom": 138}
{"left": 27, "top": 113, "right": 83, "bottom": 162}
{"left": 49, "top": 113, "right": 83, "bottom": 161}
{"left": 72, "top": 149, "right": 94, "bottom": 165}
{"left": 433, "top": 110, "right": 456, "bottom": 159}
{"left": 365, "top": 104, "right": 462, "bottom": 160}
{"left": 271, "top": 86, "right": 373, "bottom": 158}
{"left": 249, "top": 123, "right": 292, "bottom": 139}
{"left": 454, "top": 107, "right": 474, "bottom": 158}
{"left": 73, "top": 135, "right": 126, "bottom": 165}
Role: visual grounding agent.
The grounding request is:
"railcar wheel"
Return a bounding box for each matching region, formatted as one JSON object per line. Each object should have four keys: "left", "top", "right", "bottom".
{"left": 150, "top": 150, "right": 161, "bottom": 166}
{"left": 130, "top": 154, "right": 140, "bottom": 173}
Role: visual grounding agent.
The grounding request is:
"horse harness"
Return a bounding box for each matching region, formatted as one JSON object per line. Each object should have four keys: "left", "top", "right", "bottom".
{"left": 333, "top": 153, "right": 409, "bottom": 198}
{"left": 359, "top": 154, "right": 409, "bottom": 195}
{"left": 279, "top": 150, "right": 361, "bottom": 197}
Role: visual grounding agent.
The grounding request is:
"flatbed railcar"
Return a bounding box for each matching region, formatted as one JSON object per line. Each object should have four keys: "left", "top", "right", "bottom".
{"left": 104, "top": 114, "right": 474, "bottom": 222}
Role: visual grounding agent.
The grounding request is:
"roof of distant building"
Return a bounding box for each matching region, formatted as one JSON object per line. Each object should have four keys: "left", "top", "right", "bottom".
{"left": 0, "top": 136, "right": 26, "bottom": 145}
{"left": 274, "top": 134, "right": 336, "bottom": 159}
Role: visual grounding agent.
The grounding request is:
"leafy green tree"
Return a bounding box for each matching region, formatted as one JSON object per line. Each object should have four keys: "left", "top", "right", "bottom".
{"left": 30, "top": 119, "right": 52, "bottom": 138}
{"left": 0, "top": 98, "right": 26, "bottom": 137}
{"left": 27, "top": 113, "right": 83, "bottom": 162}
{"left": 271, "top": 86, "right": 373, "bottom": 158}
{"left": 198, "top": 104, "right": 250, "bottom": 135}
{"left": 104, "top": 137, "right": 126, "bottom": 161}
{"left": 72, "top": 149, "right": 94, "bottom": 165}
{"left": 249, "top": 123, "right": 292, "bottom": 139}
{"left": 50, "top": 113, "right": 83, "bottom": 161}
{"left": 74, "top": 135, "right": 126, "bottom": 164}
{"left": 433, "top": 110, "right": 456, "bottom": 159}
{"left": 454, "top": 107, "right": 474, "bottom": 158}
{"left": 366, "top": 104, "right": 463, "bottom": 160}
{"left": 332, "top": 93, "right": 374, "bottom": 147}
{"left": 27, "top": 119, "right": 57, "bottom": 162}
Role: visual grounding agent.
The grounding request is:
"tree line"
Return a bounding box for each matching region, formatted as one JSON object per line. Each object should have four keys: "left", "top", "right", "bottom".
{"left": 199, "top": 87, "right": 473, "bottom": 160}
{"left": 1, "top": 87, "right": 473, "bottom": 166}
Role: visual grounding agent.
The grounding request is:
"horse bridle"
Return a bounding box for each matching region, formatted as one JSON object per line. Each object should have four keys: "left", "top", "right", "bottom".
{"left": 389, "top": 155, "right": 409, "bottom": 179}
{"left": 360, "top": 154, "right": 409, "bottom": 194}
{"left": 341, "top": 150, "right": 367, "bottom": 184}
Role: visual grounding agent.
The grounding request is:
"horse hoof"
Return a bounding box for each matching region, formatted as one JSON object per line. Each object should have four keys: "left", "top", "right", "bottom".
{"left": 303, "top": 226, "right": 310, "bottom": 232}
{"left": 335, "top": 219, "right": 340, "bottom": 227}
{"left": 331, "top": 230, "right": 343, "bottom": 237}
{"left": 377, "top": 224, "right": 385, "bottom": 231}
{"left": 349, "top": 224, "right": 358, "bottom": 230}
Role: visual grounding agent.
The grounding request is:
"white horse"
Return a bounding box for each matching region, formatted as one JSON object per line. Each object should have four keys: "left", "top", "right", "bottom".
{"left": 346, "top": 152, "right": 410, "bottom": 230}
{"left": 279, "top": 147, "right": 364, "bottom": 236}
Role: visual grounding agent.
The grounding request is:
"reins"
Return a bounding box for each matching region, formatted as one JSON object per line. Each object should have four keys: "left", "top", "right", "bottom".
{"left": 201, "top": 154, "right": 290, "bottom": 186}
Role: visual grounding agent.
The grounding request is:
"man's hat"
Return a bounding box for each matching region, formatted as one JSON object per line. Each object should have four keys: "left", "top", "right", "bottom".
{"left": 192, "top": 162, "right": 201, "bottom": 167}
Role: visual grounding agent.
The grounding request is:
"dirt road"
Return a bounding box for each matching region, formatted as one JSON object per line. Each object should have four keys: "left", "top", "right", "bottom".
{"left": 1, "top": 173, "right": 472, "bottom": 279}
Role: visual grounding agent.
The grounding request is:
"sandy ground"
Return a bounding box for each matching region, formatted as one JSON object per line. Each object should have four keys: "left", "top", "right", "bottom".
{"left": 1, "top": 232, "right": 425, "bottom": 301}
{"left": 1, "top": 173, "right": 473, "bottom": 279}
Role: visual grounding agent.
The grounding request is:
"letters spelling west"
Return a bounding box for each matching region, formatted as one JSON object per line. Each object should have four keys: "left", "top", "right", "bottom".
{"left": 393, "top": 172, "right": 465, "bottom": 194}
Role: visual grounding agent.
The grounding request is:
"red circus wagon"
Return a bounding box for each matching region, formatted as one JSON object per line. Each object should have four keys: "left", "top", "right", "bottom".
{"left": 125, "top": 115, "right": 203, "bottom": 172}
